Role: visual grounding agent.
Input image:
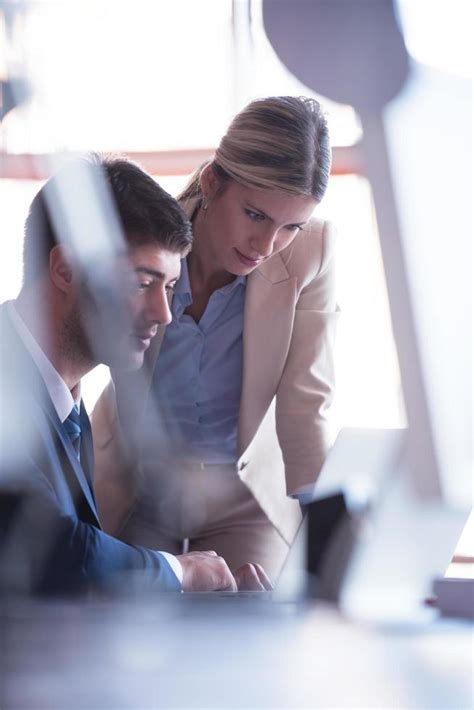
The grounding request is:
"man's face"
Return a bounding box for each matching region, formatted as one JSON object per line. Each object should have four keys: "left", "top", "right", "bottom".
{"left": 76, "top": 243, "right": 181, "bottom": 371}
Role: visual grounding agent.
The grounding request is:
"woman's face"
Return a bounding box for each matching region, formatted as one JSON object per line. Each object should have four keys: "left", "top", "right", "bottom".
{"left": 197, "top": 176, "right": 317, "bottom": 277}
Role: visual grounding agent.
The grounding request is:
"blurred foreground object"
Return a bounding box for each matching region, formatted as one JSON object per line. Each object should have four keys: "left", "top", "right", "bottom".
{"left": 263, "top": 0, "right": 472, "bottom": 617}
{"left": 0, "top": 0, "right": 31, "bottom": 122}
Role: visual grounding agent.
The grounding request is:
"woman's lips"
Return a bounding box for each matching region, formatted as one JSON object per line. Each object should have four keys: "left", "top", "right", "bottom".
{"left": 234, "top": 248, "right": 263, "bottom": 268}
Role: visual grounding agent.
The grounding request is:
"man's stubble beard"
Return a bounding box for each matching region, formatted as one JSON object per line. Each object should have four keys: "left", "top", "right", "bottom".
{"left": 61, "top": 291, "right": 144, "bottom": 373}
{"left": 60, "top": 295, "right": 98, "bottom": 373}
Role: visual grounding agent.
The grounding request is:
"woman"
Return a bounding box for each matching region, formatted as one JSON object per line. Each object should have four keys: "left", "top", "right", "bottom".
{"left": 92, "top": 96, "right": 339, "bottom": 580}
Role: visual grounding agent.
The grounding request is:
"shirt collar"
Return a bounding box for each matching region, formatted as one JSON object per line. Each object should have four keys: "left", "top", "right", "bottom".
{"left": 171, "top": 259, "right": 193, "bottom": 317}
{"left": 8, "top": 301, "right": 80, "bottom": 423}
{"left": 175, "top": 257, "right": 192, "bottom": 297}
{"left": 219, "top": 273, "right": 247, "bottom": 295}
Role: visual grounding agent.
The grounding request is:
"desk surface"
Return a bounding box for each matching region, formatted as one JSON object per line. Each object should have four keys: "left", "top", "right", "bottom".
{"left": 1, "top": 596, "right": 472, "bottom": 709}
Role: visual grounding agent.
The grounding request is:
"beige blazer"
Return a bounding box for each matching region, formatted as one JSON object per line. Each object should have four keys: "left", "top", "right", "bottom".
{"left": 92, "top": 215, "right": 339, "bottom": 544}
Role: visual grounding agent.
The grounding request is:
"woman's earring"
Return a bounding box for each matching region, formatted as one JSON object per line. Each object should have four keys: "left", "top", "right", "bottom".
{"left": 202, "top": 198, "right": 209, "bottom": 212}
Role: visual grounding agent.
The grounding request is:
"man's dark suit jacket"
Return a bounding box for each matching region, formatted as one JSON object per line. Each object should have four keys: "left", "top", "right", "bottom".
{"left": 0, "top": 302, "right": 181, "bottom": 595}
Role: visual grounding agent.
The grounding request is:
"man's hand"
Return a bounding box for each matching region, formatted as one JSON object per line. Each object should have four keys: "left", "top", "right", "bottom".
{"left": 177, "top": 551, "right": 238, "bottom": 592}
{"left": 233, "top": 563, "right": 273, "bottom": 591}
{"left": 176, "top": 552, "right": 274, "bottom": 593}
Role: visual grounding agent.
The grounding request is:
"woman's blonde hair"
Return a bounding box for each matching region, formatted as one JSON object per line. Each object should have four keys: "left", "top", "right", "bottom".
{"left": 178, "top": 96, "right": 331, "bottom": 204}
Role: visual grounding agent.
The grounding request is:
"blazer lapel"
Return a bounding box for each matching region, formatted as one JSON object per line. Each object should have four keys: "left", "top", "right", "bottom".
{"left": 44, "top": 403, "right": 99, "bottom": 524}
{"left": 238, "top": 254, "right": 297, "bottom": 456}
{"left": 79, "top": 404, "right": 95, "bottom": 492}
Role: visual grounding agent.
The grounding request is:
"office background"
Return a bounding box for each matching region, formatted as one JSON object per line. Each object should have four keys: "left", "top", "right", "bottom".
{"left": 0, "top": 0, "right": 472, "bottom": 558}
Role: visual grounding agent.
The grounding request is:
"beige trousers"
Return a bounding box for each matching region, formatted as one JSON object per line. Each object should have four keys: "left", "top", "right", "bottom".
{"left": 118, "top": 463, "right": 290, "bottom": 582}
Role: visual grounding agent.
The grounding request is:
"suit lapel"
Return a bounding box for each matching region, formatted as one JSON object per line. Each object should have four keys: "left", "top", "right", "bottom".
{"left": 238, "top": 254, "right": 297, "bottom": 455}
{"left": 79, "top": 404, "right": 95, "bottom": 492}
{"left": 43, "top": 399, "right": 99, "bottom": 524}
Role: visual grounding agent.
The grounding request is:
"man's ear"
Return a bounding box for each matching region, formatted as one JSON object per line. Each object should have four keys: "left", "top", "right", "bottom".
{"left": 49, "top": 245, "right": 76, "bottom": 294}
{"left": 199, "top": 163, "right": 220, "bottom": 201}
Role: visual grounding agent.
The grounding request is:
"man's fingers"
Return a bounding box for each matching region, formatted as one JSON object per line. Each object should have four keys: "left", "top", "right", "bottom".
{"left": 252, "top": 563, "right": 273, "bottom": 591}
{"left": 178, "top": 551, "right": 272, "bottom": 593}
{"left": 197, "top": 550, "right": 218, "bottom": 557}
{"left": 233, "top": 563, "right": 273, "bottom": 591}
{"left": 220, "top": 573, "right": 238, "bottom": 592}
{"left": 178, "top": 551, "right": 235, "bottom": 591}
{"left": 233, "top": 566, "right": 262, "bottom": 591}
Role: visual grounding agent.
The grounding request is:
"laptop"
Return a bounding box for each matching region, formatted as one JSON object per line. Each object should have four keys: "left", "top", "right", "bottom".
{"left": 301, "top": 428, "right": 469, "bottom": 619}
{"left": 201, "top": 427, "right": 470, "bottom": 620}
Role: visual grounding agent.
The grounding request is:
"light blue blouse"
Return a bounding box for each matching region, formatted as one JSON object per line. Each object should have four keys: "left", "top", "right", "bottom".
{"left": 148, "top": 258, "right": 246, "bottom": 465}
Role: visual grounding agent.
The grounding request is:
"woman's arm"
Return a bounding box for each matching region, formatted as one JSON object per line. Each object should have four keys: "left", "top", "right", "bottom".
{"left": 275, "top": 219, "right": 340, "bottom": 496}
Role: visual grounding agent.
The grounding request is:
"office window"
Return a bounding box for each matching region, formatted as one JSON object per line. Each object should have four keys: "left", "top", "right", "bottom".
{"left": 1, "top": 0, "right": 404, "bottom": 431}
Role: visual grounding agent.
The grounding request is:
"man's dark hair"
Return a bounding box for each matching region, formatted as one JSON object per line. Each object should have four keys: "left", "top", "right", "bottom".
{"left": 22, "top": 154, "right": 193, "bottom": 282}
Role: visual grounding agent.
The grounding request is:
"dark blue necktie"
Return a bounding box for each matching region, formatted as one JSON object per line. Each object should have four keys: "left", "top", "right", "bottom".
{"left": 64, "top": 404, "right": 81, "bottom": 457}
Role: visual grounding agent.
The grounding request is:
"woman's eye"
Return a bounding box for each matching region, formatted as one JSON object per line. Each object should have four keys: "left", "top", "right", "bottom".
{"left": 166, "top": 284, "right": 176, "bottom": 293}
{"left": 138, "top": 282, "right": 151, "bottom": 291}
{"left": 287, "top": 224, "right": 303, "bottom": 232}
{"left": 245, "top": 209, "right": 265, "bottom": 222}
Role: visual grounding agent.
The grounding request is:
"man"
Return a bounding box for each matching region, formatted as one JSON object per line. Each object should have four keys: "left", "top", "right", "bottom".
{"left": 0, "top": 155, "right": 271, "bottom": 595}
